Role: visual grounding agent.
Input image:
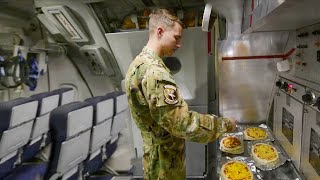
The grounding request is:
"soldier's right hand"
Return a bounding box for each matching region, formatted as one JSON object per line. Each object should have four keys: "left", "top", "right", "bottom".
{"left": 228, "top": 117, "right": 237, "bottom": 132}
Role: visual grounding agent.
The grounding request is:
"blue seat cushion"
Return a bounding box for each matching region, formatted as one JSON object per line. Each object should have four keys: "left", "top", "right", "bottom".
{"left": 105, "top": 140, "right": 118, "bottom": 159}
{"left": 22, "top": 120, "right": 52, "bottom": 162}
{"left": 21, "top": 140, "right": 42, "bottom": 162}
{"left": 3, "top": 161, "right": 48, "bottom": 180}
{"left": 83, "top": 152, "right": 103, "bottom": 175}
{"left": 0, "top": 154, "right": 17, "bottom": 178}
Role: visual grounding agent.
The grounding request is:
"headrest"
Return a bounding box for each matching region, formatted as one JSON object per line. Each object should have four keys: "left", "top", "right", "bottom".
{"left": 116, "top": 94, "right": 128, "bottom": 114}
{"left": 85, "top": 96, "right": 114, "bottom": 124}
{"left": 0, "top": 97, "right": 38, "bottom": 132}
{"left": 32, "top": 91, "right": 60, "bottom": 116}
{"left": 104, "top": 91, "right": 125, "bottom": 99}
{"left": 51, "top": 88, "right": 75, "bottom": 105}
{"left": 51, "top": 88, "right": 73, "bottom": 94}
{"left": 104, "top": 91, "right": 125, "bottom": 115}
{"left": 49, "top": 101, "right": 93, "bottom": 142}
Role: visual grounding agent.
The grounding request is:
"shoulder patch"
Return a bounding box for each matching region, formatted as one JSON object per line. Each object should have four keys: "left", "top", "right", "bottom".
{"left": 164, "top": 85, "right": 178, "bottom": 105}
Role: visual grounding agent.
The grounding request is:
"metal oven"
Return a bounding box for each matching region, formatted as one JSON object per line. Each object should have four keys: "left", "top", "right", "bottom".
{"left": 301, "top": 88, "right": 320, "bottom": 179}
{"left": 274, "top": 78, "right": 305, "bottom": 169}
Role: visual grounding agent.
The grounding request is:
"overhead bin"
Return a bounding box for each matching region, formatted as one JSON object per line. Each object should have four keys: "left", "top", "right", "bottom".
{"left": 242, "top": 0, "right": 320, "bottom": 33}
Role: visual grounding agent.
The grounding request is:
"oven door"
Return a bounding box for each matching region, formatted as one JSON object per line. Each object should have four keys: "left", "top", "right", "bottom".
{"left": 301, "top": 105, "right": 320, "bottom": 179}
{"left": 274, "top": 90, "right": 303, "bottom": 169}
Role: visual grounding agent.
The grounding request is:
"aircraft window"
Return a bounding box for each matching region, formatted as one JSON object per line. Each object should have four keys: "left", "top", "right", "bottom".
{"left": 163, "top": 57, "right": 181, "bottom": 74}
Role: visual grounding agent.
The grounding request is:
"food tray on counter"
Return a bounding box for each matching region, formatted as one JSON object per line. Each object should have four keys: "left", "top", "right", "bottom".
{"left": 247, "top": 140, "right": 288, "bottom": 171}
{"left": 218, "top": 156, "right": 258, "bottom": 180}
{"left": 237, "top": 124, "right": 275, "bottom": 141}
{"left": 217, "top": 124, "right": 303, "bottom": 180}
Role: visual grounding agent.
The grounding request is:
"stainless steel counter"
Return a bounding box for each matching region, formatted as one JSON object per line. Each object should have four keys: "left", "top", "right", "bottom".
{"left": 217, "top": 125, "right": 304, "bottom": 180}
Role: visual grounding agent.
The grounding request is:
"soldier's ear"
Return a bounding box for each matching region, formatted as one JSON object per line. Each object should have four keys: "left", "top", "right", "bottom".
{"left": 157, "top": 26, "right": 164, "bottom": 38}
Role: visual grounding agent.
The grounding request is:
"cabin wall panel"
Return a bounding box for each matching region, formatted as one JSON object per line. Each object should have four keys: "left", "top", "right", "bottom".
{"left": 211, "top": 0, "right": 292, "bottom": 123}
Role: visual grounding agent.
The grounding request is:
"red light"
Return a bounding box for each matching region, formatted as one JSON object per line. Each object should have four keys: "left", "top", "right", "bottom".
{"left": 288, "top": 84, "right": 293, "bottom": 88}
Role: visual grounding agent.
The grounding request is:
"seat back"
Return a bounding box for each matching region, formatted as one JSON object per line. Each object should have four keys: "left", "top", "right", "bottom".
{"left": 20, "top": 91, "right": 60, "bottom": 162}
{"left": 111, "top": 92, "right": 129, "bottom": 140}
{"left": 0, "top": 97, "right": 38, "bottom": 158}
{"left": 83, "top": 96, "right": 114, "bottom": 175}
{"left": 85, "top": 96, "right": 114, "bottom": 154}
{"left": 30, "top": 91, "right": 60, "bottom": 144}
{"left": 51, "top": 88, "right": 75, "bottom": 105}
{"left": 47, "top": 101, "right": 93, "bottom": 179}
{"left": 103, "top": 91, "right": 132, "bottom": 172}
{"left": 0, "top": 97, "right": 38, "bottom": 177}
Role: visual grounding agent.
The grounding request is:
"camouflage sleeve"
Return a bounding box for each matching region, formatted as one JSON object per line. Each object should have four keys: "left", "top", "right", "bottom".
{"left": 141, "top": 65, "right": 233, "bottom": 143}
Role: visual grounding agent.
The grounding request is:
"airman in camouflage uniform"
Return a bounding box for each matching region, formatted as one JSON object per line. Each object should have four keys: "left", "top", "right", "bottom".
{"left": 125, "top": 9, "right": 235, "bottom": 180}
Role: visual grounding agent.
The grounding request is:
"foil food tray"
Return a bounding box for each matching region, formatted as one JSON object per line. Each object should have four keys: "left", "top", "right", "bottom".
{"left": 217, "top": 124, "right": 304, "bottom": 180}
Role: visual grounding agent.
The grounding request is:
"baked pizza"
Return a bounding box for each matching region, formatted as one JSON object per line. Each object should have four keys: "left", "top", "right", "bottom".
{"left": 220, "top": 160, "right": 253, "bottom": 180}
{"left": 252, "top": 143, "right": 279, "bottom": 165}
{"left": 220, "top": 136, "right": 244, "bottom": 154}
{"left": 244, "top": 127, "right": 267, "bottom": 140}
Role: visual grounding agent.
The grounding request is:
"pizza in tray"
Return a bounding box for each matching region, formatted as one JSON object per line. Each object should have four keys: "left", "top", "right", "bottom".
{"left": 220, "top": 136, "right": 244, "bottom": 154}
{"left": 252, "top": 143, "right": 279, "bottom": 165}
{"left": 243, "top": 127, "right": 267, "bottom": 140}
{"left": 220, "top": 160, "right": 253, "bottom": 180}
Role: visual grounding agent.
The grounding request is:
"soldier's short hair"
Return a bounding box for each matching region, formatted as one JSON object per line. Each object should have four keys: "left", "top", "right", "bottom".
{"left": 149, "top": 9, "right": 184, "bottom": 31}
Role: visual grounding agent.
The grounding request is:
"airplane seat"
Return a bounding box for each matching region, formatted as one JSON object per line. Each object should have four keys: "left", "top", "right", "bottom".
{"left": 46, "top": 101, "right": 93, "bottom": 180}
{"left": 83, "top": 96, "right": 114, "bottom": 176}
{"left": 111, "top": 93, "right": 130, "bottom": 140}
{"left": 51, "top": 88, "right": 76, "bottom": 105}
{"left": 102, "top": 91, "right": 126, "bottom": 158}
{"left": 3, "top": 162, "right": 49, "bottom": 180}
{"left": 21, "top": 91, "right": 60, "bottom": 162}
{"left": 0, "top": 97, "right": 38, "bottom": 178}
{"left": 111, "top": 92, "right": 129, "bottom": 143}
{"left": 104, "top": 92, "right": 133, "bottom": 172}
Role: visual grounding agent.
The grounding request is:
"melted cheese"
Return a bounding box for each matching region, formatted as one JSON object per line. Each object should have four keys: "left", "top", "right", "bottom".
{"left": 245, "top": 127, "right": 267, "bottom": 139}
{"left": 222, "top": 136, "right": 241, "bottom": 148}
{"left": 253, "top": 144, "right": 278, "bottom": 161}
{"left": 222, "top": 161, "right": 253, "bottom": 180}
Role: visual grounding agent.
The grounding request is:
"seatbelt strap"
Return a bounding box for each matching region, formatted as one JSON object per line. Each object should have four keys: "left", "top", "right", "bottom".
{"left": 102, "top": 144, "right": 107, "bottom": 160}
{"left": 40, "top": 133, "right": 48, "bottom": 148}
{"left": 13, "top": 148, "right": 23, "bottom": 167}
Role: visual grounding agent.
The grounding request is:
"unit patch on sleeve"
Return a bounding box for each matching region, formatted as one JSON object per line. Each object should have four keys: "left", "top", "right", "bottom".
{"left": 163, "top": 84, "right": 178, "bottom": 105}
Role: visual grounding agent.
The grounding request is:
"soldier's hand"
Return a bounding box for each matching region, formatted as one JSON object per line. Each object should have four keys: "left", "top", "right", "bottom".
{"left": 228, "top": 117, "right": 237, "bottom": 132}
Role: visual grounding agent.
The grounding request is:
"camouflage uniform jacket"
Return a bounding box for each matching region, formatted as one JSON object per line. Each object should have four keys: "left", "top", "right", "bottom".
{"left": 125, "top": 47, "right": 233, "bottom": 180}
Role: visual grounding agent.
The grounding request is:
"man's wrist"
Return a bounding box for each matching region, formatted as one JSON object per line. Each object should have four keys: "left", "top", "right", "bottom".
{"left": 211, "top": 115, "right": 233, "bottom": 133}
{"left": 222, "top": 118, "right": 233, "bottom": 132}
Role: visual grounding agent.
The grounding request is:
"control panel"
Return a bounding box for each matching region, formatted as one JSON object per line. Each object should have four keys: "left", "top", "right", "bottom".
{"left": 275, "top": 78, "right": 305, "bottom": 102}
{"left": 294, "top": 23, "right": 320, "bottom": 84}
{"left": 276, "top": 78, "right": 320, "bottom": 111}
{"left": 80, "top": 45, "right": 114, "bottom": 76}
{"left": 303, "top": 87, "right": 320, "bottom": 111}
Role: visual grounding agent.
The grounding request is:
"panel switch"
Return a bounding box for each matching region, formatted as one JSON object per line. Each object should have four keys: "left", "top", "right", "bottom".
{"left": 80, "top": 45, "right": 115, "bottom": 76}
